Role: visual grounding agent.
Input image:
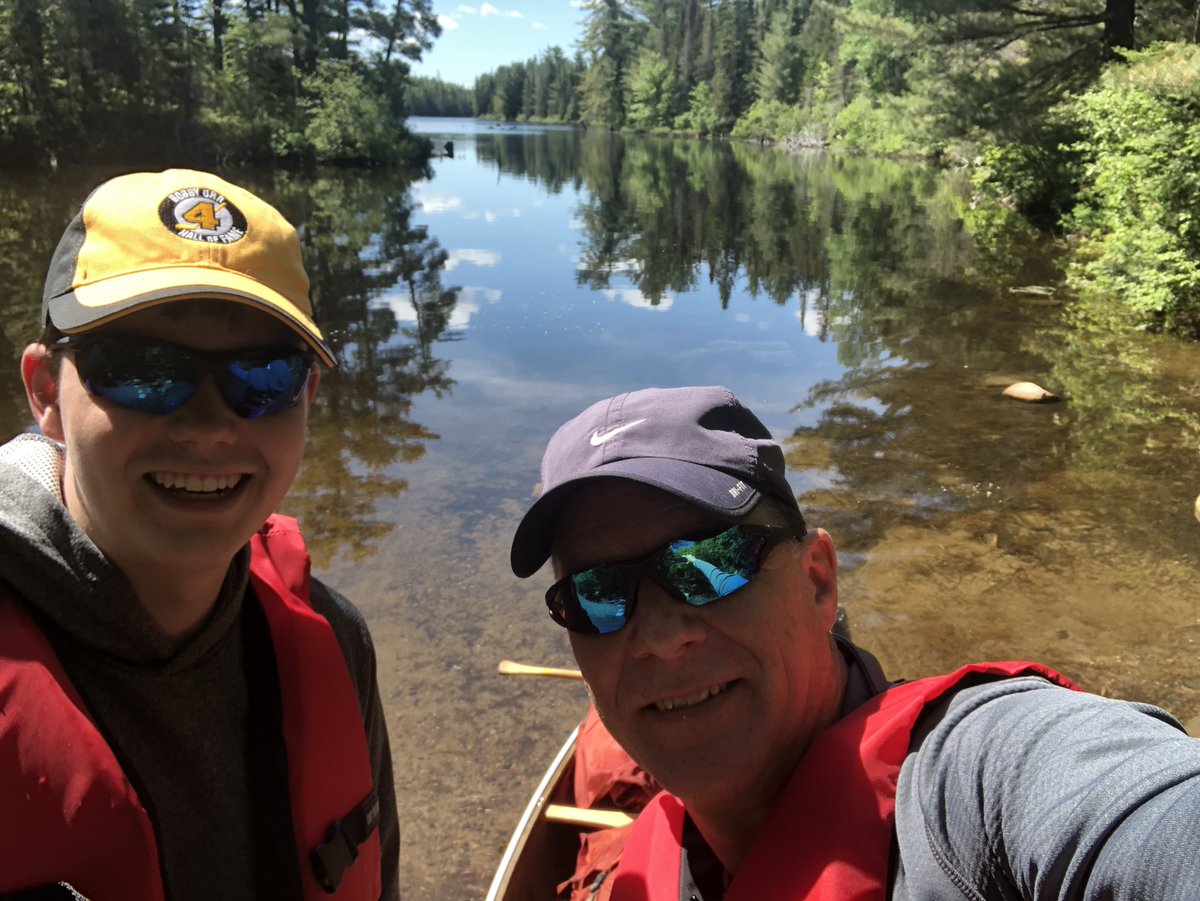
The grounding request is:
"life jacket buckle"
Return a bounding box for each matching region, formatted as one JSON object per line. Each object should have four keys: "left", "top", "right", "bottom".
{"left": 308, "top": 788, "right": 380, "bottom": 894}
{"left": 310, "top": 818, "right": 359, "bottom": 894}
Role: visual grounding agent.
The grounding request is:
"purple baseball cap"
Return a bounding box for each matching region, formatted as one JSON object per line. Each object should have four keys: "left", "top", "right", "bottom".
{"left": 510, "top": 386, "right": 800, "bottom": 577}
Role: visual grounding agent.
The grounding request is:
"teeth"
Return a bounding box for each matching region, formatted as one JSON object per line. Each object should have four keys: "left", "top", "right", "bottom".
{"left": 152, "top": 472, "right": 242, "bottom": 493}
{"left": 654, "top": 682, "right": 729, "bottom": 712}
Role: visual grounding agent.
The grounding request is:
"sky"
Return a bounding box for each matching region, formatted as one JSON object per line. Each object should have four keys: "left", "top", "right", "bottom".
{"left": 411, "top": 1, "right": 589, "bottom": 87}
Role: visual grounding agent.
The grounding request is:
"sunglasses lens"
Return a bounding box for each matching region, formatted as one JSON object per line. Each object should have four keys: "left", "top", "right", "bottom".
{"left": 76, "top": 341, "right": 195, "bottom": 415}
{"left": 568, "top": 566, "right": 629, "bottom": 634}
{"left": 661, "top": 529, "right": 762, "bottom": 606}
{"left": 551, "top": 526, "right": 778, "bottom": 635}
{"left": 219, "top": 352, "right": 311, "bottom": 419}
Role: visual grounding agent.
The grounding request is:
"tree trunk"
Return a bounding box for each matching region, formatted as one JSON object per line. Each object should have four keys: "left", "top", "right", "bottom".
{"left": 1104, "top": 0, "right": 1135, "bottom": 56}
{"left": 212, "top": 0, "right": 225, "bottom": 70}
{"left": 301, "top": 0, "right": 320, "bottom": 74}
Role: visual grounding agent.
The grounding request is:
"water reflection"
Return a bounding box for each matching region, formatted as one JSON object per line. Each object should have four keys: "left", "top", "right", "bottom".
{"left": 485, "top": 129, "right": 988, "bottom": 319}
{"left": 0, "top": 175, "right": 86, "bottom": 435}
{"left": 264, "top": 170, "right": 460, "bottom": 568}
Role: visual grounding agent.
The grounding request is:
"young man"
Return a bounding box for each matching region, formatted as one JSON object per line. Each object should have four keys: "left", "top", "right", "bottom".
{"left": 510, "top": 385, "right": 1200, "bottom": 900}
{"left": 0, "top": 170, "right": 398, "bottom": 900}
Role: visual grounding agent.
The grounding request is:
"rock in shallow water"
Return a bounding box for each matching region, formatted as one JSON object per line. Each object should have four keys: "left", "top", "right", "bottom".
{"left": 1002, "top": 381, "right": 1060, "bottom": 403}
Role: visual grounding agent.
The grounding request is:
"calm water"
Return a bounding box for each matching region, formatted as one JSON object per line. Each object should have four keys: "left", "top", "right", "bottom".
{"left": 2, "top": 118, "right": 1198, "bottom": 898}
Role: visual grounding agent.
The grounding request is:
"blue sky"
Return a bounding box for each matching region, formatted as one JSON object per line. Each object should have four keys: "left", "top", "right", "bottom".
{"left": 411, "top": 1, "right": 589, "bottom": 87}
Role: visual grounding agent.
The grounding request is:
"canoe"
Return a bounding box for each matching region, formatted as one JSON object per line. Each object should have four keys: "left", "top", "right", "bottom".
{"left": 485, "top": 719, "right": 646, "bottom": 901}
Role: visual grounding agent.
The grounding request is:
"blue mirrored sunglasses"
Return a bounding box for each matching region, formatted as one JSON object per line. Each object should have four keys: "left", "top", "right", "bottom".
{"left": 546, "top": 521, "right": 807, "bottom": 635}
{"left": 56, "top": 335, "right": 316, "bottom": 419}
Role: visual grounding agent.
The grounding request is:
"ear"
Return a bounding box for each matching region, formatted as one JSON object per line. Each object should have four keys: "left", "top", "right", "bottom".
{"left": 21, "top": 343, "right": 65, "bottom": 440}
{"left": 802, "top": 529, "right": 840, "bottom": 630}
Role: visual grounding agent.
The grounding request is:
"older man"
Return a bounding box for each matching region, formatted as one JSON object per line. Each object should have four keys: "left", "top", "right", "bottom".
{"left": 510, "top": 385, "right": 1200, "bottom": 900}
{"left": 0, "top": 170, "right": 397, "bottom": 900}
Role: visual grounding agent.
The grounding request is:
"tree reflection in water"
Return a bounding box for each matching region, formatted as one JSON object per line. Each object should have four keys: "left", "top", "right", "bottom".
{"left": 478, "top": 126, "right": 1200, "bottom": 562}
{"left": 267, "top": 168, "right": 461, "bottom": 568}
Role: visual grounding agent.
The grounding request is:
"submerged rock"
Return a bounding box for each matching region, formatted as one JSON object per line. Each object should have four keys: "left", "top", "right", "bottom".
{"left": 1002, "top": 381, "right": 1061, "bottom": 403}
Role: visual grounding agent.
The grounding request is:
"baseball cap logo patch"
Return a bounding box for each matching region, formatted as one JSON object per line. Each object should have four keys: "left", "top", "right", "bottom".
{"left": 157, "top": 187, "right": 248, "bottom": 244}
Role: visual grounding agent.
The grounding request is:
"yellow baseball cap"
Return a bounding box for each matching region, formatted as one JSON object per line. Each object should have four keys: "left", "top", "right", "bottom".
{"left": 42, "top": 169, "right": 336, "bottom": 367}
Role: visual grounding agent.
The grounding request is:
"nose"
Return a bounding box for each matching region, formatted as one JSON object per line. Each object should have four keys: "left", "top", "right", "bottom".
{"left": 163, "top": 376, "right": 238, "bottom": 446}
{"left": 626, "top": 579, "right": 707, "bottom": 661}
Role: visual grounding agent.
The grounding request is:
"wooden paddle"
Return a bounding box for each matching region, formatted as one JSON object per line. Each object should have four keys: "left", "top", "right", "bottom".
{"left": 544, "top": 804, "right": 633, "bottom": 829}
{"left": 497, "top": 659, "right": 583, "bottom": 680}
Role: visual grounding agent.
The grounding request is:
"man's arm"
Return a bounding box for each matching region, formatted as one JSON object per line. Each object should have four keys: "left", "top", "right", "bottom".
{"left": 894, "top": 676, "right": 1200, "bottom": 900}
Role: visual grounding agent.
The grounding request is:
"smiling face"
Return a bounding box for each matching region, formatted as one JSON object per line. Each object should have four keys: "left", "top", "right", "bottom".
{"left": 552, "top": 480, "right": 847, "bottom": 823}
{"left": 22, "top": 301, "right": 318, "bottom": 617}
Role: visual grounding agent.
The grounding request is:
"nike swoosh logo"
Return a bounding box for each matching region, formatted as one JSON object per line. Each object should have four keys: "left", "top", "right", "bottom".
{"left": 589, "top": 419, "right": 647, "bottom": 446}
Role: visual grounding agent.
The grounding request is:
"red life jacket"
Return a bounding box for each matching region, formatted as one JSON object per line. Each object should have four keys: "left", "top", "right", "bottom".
{"left": 610, "top": 661, "right": 1080, "bottom": 901}
{"left": 0, "top": 514, "right": 382, "bottom": 901}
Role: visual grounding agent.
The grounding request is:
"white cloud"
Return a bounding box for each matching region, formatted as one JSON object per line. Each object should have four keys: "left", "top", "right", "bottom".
{"left": 443, "top": 248, "right": 502, "bottom": 271}
{"left": 375, "top": 290, "right": 481, "bottom": 329}
{"left": 449, "top": 298, "right": 480, "bottom": 328}
{"left": 674, "top": 339, "right": 795, "bottom": 364}
{"left": 795, "top": 305, "right": 826, "bottom": 337}
{"left": 418, "top": 194, "right": 464, "bottom": 213}
{"left": 480, "top": 3, "right": 500, "bottom": 15}
{"left": 508, "top": 9, "right": 524, "bottom": 18}
{"left": 532, "top": 21, "right": 545, "bottom": 28}
{"left": 461, "top": 285, "right": 503, "bottom": 304}
{"left": 437, "top": 14, "right": 460, "bottom": 30}
{"left": 602, "top": 288, "right": 673, "bottom": 311}
{"left": 577, "top": 257, "right": 640, "bottom": 274}
{"left": 479, "top": 207, "right": 523, "bottom": 222}
{"left": 794, "top": 287, "right": 828, "bottom": 336}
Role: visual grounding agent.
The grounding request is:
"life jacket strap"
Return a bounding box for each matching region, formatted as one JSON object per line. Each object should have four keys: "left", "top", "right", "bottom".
{"left": 309, "top": 788, "right": 381, "bottom": 894}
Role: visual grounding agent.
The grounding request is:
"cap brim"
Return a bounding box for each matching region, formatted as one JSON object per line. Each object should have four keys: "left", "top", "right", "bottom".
{"left": 510, "top": 457, "right": 764, "bottom": 578}
{"left": 47, "top": 266, "right": 336, "bottom": 367}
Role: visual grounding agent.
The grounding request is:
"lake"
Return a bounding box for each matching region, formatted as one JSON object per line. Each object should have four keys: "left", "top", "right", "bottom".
{"left": 1, "top": 117, "right": 1198, "bottom": 898}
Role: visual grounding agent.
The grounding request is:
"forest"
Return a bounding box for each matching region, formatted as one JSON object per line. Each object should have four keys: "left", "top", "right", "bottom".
{"left": 0, "top": 0, "right": 440, "bottom": 167}
{"left": 458, "top": 0, "right": 1200, "bottom": 335}
{"left": 4, "top": 0, "right": 1196, "bottom": 333}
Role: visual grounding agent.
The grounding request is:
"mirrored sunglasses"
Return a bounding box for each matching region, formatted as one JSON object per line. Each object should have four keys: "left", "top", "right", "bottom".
{"left": 56, "top": 335, "right": 316, "bottom": 419}
{"left": 546, "top": 521, "right": 807, "bottom": 635}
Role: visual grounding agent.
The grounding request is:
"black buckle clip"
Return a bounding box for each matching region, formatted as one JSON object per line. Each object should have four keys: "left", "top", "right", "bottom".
{"left": 310, "top": 819, "right": 359, "bottom": 895}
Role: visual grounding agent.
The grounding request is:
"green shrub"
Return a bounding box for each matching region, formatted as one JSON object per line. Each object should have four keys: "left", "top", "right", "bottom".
{"left": 731, "top": 98, "right": 809, "bottom": 142}
{"left": 302, "top": 60, "right": 401, "bottom": 163}
{"left": 674, "top": 82, "right": 720, "bottom": 137}
{"left": 1062, "top": 43, "right": 1200, "bottom": 334}
{"left": 625, "top": 49, "right": 677, "bottom": 132}
{"left": 971, "top": 131, "right": 1083, "bottom": 231}
{"left": 831, "top": 94, "right": 922, "bottom": 155}
{"left": 200, "top": 13, "right": 303, "bottom": 162}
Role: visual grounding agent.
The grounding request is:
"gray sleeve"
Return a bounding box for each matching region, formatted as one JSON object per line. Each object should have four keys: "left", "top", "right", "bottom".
{"left": 893, "top": 676, "right": 1200, "bottom": 901}
{"left": 309, "top": 578, "right": 400, "bottom": 901}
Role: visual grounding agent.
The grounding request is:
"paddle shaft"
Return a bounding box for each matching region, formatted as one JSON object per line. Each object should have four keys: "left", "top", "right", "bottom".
{"left": 544, "top": 804, "right": 633, "bottom": 829}
{"left": 497, "top": 660, "right": 583, "bottom": 680}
